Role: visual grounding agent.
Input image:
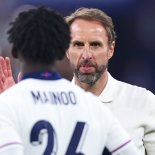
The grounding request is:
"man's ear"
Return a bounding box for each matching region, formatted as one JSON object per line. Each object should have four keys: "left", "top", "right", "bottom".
{"left": 66, "top": 50, "right": 69, "bottom": 59}
{"left": 108, "top": 41, "right": 115, "bottom": 59}
{"left": 11, "top": 46, "right": 18, "bottom": 58}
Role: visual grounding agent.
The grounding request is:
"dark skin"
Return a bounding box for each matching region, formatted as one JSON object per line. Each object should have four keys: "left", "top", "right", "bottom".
{"left": 17, "top": 54, "right": 56, "bottom": 76}
{"left": 0, "top": 54, "right": 56, "bottom": 93}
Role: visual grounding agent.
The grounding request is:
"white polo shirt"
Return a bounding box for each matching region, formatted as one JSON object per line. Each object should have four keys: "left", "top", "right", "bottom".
{"left": 72, "top": 72, "right": 155, "bottom": 155}
{"left": 98, "top": 73, "right": 155, "bottom": 155}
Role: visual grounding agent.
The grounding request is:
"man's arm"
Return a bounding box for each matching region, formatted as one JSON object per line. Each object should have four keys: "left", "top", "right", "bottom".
{"left": 0, "top": 147, "right": 24, "bottom": 155}
{"left": 105, "top": 113, "right": 142, "bottom": 155}
{"left": 0, "top": 96, "right": 24, "bottom": 155}
{"left": 113, "top": 141, "right": 142, "bottom": 155}
{"left": 0, "top": 56, "right": 16, "bottom": 93}
{"left": 143, "top": 91, "right": 155, "bottom": 155}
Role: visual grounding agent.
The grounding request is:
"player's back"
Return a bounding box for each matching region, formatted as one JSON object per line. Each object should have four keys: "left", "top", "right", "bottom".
{"left": 0, "top": 78, "right": 132, "bottom": 155}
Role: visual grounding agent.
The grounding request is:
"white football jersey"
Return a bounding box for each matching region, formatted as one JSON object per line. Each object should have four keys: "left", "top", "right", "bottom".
{"left": 0, "top": 77, "right": 140, "bottom": 155}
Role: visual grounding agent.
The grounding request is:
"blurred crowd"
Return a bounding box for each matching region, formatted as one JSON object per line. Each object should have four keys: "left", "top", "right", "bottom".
{"left": 0, "top": 0, "right": 155, "bottom": 92}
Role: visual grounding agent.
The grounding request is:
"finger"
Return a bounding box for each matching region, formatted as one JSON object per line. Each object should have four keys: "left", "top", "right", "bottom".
{"left": 0, "top": 80, "right": 4, "bottom": 93}
{"left": 5, "top": 57, "right": 13, "bottom": 76}
{"left": 0, "top": 57, "right": 5, "bottom": 83}
{"left": 0, "top": 71, "right": 5, "bottom": 84}
{"left": 0, "top": 56, "right": 7, "bottom": 77}
{"left": 0, "top": 57, "right": 3, "bottom": 77}
{"left": 0, "top": 57, "right": 3, "bottom": 93}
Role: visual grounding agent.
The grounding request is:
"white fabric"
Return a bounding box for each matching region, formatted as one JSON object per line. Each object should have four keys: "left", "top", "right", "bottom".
{"left": 113, "top": 141, "right": 141, "bottom": 155}
{"left": 98, "top": 73, "right": 155, "bottom": 155}
{"left": 0, "top": 78, "right": 141, "bottom": 155}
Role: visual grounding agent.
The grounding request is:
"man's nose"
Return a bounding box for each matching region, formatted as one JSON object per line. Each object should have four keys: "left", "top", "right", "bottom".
{"left": 82, "top": 47, "right": 92, "bottom": 60}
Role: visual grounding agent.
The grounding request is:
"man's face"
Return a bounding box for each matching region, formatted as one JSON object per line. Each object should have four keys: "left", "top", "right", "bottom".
{"left": 67, "top": 19, "right": 115, "bottom": 85}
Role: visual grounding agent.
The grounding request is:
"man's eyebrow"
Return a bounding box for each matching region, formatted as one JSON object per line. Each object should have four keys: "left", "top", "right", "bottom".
{"left": 71, "top": 40, "right": 84, "bottom": 44}
{"left": 90, "top": 41, "right": 103, "bottom": 45}
{"left": 72, "top": 40, "right": 83, "bottom": 43}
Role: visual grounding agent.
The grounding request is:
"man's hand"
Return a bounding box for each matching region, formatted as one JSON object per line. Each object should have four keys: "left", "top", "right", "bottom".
{"left": 0, "top": 56, "right": 16, "bottom": 93}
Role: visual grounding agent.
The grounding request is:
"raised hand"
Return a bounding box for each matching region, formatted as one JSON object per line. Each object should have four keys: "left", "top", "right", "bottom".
{"left": 0, "top": 56, "right": 16, "bottom": 93}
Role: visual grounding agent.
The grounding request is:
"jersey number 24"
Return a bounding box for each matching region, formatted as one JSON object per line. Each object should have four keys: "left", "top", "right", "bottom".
{"left": 30, "top": 120, "right": 87, "bottom": 155}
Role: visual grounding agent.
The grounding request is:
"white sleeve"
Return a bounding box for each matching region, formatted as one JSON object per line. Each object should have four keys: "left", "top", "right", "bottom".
{"left": 113, "top": 141, "right": 142, "bottom": 155}
{"left": 106, "top": 116, "right": 141, "bottom": 155}
{"left": 0, "top": 104, "right": 24, "bottom": 155}
{"left": 0, "top": 118, "right": 24, "bottom": 155}
{"left": 0, "top": 146, "right": 24, "bottom": 155}
{"left": 143, "top": 91, "right": 155, "bottom": 155}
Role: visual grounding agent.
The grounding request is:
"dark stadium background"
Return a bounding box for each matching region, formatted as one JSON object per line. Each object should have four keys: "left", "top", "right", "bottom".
{"left": 0, "top": 0, "right": 155, "bottom": 92}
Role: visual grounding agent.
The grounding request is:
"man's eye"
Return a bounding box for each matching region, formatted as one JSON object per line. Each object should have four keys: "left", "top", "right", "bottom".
{"left": 90, "top": 42, "right": 101, "bottom": 47}
{"left": 72, "top": 42, "right": 84, "bottom": 48}
{"left": 74, "top": 42, "right": 83, "bottom": 47}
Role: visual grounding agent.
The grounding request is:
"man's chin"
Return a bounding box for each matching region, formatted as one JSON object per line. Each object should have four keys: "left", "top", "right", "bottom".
{"left": 78, "top": 73, "right": 93, "bottom": 78}
{"left": 78, "top": 74, "right": 95, "bottom": 82}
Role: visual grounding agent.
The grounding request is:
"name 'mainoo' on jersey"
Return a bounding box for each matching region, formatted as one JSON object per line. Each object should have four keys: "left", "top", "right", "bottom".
{"left": 30, "top": 90, "right": 77, "bottom": 105}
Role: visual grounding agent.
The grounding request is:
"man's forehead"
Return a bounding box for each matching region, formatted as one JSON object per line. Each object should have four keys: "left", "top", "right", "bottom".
{"left": 70, "top": 19, "right": 105, "bottom": 32}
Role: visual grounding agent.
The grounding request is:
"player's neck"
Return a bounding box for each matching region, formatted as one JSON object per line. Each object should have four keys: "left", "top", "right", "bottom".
{"left": 74, "top": 71, "right": 108, "bottom": 96}
{"left": 21, "top": 61, "right": 57, "bottom": 75}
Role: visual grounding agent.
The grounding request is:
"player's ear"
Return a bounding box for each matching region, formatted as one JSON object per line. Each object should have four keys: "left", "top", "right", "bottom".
{"left": 11, "top": 46, "right": 18, "bottom": 58}
{"left": 108, "top": 41, "right": 115, "bottom": 59}
{"left": 66, "top": 50, "right": 69, "bottom": 59}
